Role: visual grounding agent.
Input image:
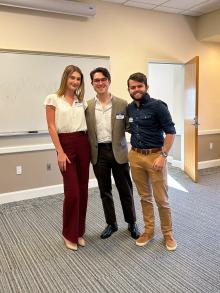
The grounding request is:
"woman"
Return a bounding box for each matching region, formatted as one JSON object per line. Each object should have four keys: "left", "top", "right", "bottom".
{"left": 44, "top": 65, "right": 90, "bottom": 251}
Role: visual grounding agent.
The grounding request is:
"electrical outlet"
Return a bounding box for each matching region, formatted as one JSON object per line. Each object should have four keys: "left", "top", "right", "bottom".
{"left": 16, "top": 165, "right": 22, "bottom": 175}
{"left": 209, "top": 142, "right": 213, "bottom": 150}
{"left": 47, "top": 163, "right": 52, "bottom": 171}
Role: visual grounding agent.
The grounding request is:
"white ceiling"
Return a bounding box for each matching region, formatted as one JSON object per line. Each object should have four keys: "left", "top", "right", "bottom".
{"left": 102, "top": 0, "right": 220, "bottom": 16}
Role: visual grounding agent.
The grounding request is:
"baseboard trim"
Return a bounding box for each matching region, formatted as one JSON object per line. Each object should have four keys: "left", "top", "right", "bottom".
{"left": 0, "top": 178, "right": 98, "bottom": 205}
{"left": 198, "top": 159, "right": 220, "bottom": 169}
{"left": 1, "top": 159, "right": 220, "bottom": 204}
{"left": 168, "top": 157, "right": 220, "bottom": 170}
{"left": 167, "top": 156, "right": 184, "bottom": 170}
{"left": 172, "top": 160, "right": 184, "bottom": 169}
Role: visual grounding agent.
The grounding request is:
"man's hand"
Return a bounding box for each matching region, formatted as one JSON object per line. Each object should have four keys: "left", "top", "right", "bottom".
{"left": 152, "top": 155, "right": 166, "bottom": 171}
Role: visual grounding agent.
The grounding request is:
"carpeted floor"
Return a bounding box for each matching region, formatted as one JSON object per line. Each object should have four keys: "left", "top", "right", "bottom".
{"left": 0, "top": 166, "right": 220, "bottom": 293}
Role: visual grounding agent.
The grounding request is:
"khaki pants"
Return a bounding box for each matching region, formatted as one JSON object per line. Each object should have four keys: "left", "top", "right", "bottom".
{"left": 128, "top": 149, "right": 173, "bottom": 237}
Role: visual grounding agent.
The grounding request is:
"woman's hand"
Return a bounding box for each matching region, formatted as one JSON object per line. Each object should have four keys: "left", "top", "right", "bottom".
{"left": 57, "top": 151, "right": 71, "bottom": 172}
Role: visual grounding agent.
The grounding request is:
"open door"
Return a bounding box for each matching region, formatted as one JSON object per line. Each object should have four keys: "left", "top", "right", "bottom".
{"left": 184, "top": 56, "right": 199, "bottom": 182}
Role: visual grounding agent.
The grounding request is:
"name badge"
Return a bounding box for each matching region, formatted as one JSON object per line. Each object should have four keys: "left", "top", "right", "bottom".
{"left": 116, "top": 113, "right": 124, "bottom": 120}
{"left": 129, "top": 117, "right": 133, "bottom": 123}
{"left": 75, "top": 102, "right": 83, "bottom": 107}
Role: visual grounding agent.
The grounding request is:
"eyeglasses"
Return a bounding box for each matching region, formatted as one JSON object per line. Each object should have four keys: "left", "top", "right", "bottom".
{"left": 93, "top": 77, "right": 108, "bottom": 84}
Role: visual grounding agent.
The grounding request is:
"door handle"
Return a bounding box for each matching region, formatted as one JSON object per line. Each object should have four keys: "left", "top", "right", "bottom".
{"left": 192, "top": 117, "right": 200, "bottom": 128}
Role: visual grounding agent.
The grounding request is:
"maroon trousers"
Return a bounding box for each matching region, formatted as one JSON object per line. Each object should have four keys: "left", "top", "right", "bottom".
{"left": 59, "top": 132, "right": 90, "bottom": 243}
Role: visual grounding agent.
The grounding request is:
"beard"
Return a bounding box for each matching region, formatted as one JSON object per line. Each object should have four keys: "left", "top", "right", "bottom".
{"left": 130, "top": 91, "right": 146, "bottom": 101}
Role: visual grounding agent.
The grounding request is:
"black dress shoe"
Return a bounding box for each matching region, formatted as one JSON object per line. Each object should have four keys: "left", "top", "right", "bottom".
{"left": 128, "top": 223, "right": 140, "bottom": 239}
{"left": 101, "top": 224, "right": 118, "bottom": 239}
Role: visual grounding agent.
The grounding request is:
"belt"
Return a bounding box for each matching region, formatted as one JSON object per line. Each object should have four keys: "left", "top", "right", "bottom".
{"left": 58, "top": 130, "right": 87, "bottom": 137}
{"left": 131, "top": 147, "right": 162, "bottom": 155}
{"left": 76, "top": 131, "right": 87, "bottom": 134}
{"left": 98, "top": 143, "right": 112, "bottom": 148}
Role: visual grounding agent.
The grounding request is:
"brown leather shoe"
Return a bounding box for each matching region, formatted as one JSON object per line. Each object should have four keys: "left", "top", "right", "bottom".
{"left": 78, "top": 237, "right": 86, "bottom": 247}
{"left": 135, "top": 232, "right": 154, "bottom": 247}
{"left": 63, "top": 237, "right": 78, "bottom": 251}
{"left": 164, "top": 235, "right": 177, "bottom": 251}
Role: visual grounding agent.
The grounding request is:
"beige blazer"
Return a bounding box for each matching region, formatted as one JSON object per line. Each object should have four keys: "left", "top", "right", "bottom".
{"left": 86, "top": 96, "right": 129, "bottom": 165}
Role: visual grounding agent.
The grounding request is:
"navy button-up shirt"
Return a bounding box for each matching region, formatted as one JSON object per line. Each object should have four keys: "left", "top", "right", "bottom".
{"left": 128, "top": 93, "right": 176, "bottom": 149}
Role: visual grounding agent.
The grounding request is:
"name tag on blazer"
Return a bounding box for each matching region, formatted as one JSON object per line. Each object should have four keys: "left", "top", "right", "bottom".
{"left": 116, "top": 113, "right": 125, "bottom": 120}
{"left": 75, "top": 102, "right": 83, "bottom": 107}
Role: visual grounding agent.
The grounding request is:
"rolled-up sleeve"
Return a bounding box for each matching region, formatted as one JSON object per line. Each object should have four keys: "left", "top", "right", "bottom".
{"left": 157, "top": 101, "right": 176, "bottom": 134}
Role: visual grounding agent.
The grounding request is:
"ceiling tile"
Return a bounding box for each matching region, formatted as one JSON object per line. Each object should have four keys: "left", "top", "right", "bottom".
{"left": 190, "top": 0, "right": 220, "bottom": 13}
{"left": 153, "top": 6, "right": 182, "bottom": 13}
{"left": 124, "top": 1, "right": 156, "bottom": 9}
{"left": 180, "top": 10, "right": 202, "bottom": 16}
{"left": 128, "top": 0, "right": 167, "bottom": 4}
{"left": 101, "top": 0, "right": 220, "bottom": 16}
{"left": 102, "top": 0, "right": 126, "bottom": 3}
{"left": 163, "top": 0, "right": 209, "bottom": 10}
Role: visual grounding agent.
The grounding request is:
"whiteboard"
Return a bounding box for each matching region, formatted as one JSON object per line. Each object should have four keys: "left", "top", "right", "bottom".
{"left": 0, "top": 51, "right": 110, "bottom": 134}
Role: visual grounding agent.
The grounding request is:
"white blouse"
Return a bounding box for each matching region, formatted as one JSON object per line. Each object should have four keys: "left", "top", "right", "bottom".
{"left": 44, "top": 94, "right": 87, "bottom": 133}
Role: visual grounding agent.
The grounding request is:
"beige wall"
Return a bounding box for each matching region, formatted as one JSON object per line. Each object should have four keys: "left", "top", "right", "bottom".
{"left": 1, "top": 1, "right": 220, "bottom": 193}
{"left": 0, "top": 149, "right": 96, "bottom": 193}
{"left": 0, "top": 150, "right": 62, "bottom": 193}
{"left": 1, "top": 1, "right": 220, "bottom": 130}
{"left": 199, "top": 134, "right": 220, "bottom": 161}
{"left": 197, "top": 9, "right": 220, "bottom": 42}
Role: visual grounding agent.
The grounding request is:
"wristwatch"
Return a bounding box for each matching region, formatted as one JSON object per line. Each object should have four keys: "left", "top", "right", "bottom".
{"left": 160, "top": 151, "right": 168, "bottom": 158}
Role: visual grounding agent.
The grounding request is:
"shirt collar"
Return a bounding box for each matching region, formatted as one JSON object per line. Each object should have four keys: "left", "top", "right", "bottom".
{"left": 95, "top": 94, "right": 112, "bottom": 105}
{"left": 62, "top": 95, "right": 78, "bottom": 102}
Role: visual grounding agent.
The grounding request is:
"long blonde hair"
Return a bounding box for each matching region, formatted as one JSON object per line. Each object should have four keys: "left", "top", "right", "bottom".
{"left": 56, "top": 65, "right": 85, "bottom": 102}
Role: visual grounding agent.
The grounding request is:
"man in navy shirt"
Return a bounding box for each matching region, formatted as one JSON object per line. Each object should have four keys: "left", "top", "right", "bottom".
{"left": 127, "top": 72, "right": 177, "bottom": 251}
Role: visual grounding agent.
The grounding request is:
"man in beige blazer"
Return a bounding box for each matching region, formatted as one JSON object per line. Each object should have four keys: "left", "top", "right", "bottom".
{"left": 86, "top": 67, "right": 139, "bottom": 240}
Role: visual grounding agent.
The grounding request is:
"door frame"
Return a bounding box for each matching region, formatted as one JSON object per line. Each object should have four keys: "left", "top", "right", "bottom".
{"left": 184, "top": 56, "right": 199, "bottom": 182}
{"left": 147, "top": 59, "right": 184, "bottom": 169}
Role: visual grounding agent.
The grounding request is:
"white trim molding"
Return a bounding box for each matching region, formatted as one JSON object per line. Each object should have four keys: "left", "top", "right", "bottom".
{"left": 198, "top": 159, "right": 220, "bottom": 169}
{"left": 167, "top": 157, "right": 220, "bottom": 170}
{"left": 0, "top": 143, "right": 54, "bottom": 154}
{"left": 171, "top": 159, "right": 184, "bottom": 170}
{"left": 167, "top": 156, "right": 184, "bottom": 170}
{"left": 199, "top": 129, "right": 220, "bottom": 135}
{"left": 0, "top": 178, "right": 98, "bottom": 204}
{"left": 1, "top": 130, "right": 219, "bottom": 155}
{"left": 1, "top": 159, "right": 220, "bottom": 204}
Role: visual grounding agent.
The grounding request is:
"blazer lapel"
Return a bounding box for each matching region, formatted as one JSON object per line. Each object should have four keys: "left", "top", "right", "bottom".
{"left": 111, "top": 96, "right": 117, "bottom": 131}
{"left": 90, "top": 98, "right": 97, "bottom": 137}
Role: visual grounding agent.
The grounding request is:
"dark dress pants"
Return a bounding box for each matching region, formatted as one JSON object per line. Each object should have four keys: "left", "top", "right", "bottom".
{"left": 93, "top": 144, "right": 136, "bottom": 225}
{"left": 59, "top": 132, "right": 90, "bottom": 243}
